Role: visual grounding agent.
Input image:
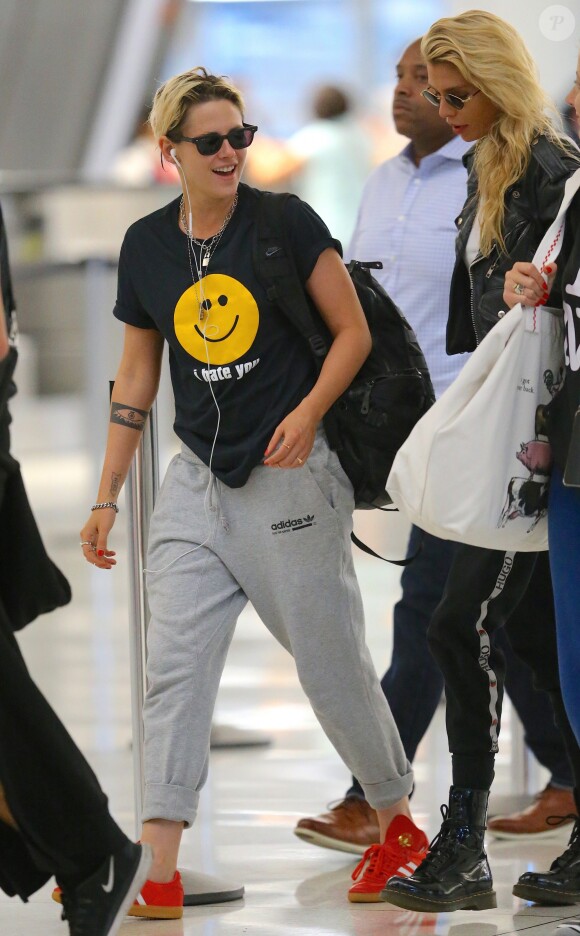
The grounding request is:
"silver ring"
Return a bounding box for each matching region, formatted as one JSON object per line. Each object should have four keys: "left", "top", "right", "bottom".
{"left": 514, "top": 283, "right": 524, "bottom": 295}
{"left": 80, "top": 541, "right": 95, "bottom": 549}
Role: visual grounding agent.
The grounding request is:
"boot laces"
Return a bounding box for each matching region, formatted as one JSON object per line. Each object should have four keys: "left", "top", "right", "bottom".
{"left": 418, "top": 803, "right": 480, "bottom": 876}
{"left": 550, "top": 817, "right": 580, "bottom": 869}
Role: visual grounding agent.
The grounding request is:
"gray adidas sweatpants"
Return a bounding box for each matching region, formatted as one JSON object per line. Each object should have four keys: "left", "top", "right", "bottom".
{"left": 142, "top": 431, "right": 413, "bottom": 827}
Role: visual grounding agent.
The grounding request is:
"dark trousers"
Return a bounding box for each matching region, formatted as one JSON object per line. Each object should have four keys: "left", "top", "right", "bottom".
{"left": 348, "top": 528, "right": 576, "bottom": 797}
{"left": 549, "top": 468, "right": 580, "bottom": 746}
{"left": 427, "top": 544, "right": 577, "bottom": 791}
{"left": 0, "top": 603, "right": 127, "bottom": 900}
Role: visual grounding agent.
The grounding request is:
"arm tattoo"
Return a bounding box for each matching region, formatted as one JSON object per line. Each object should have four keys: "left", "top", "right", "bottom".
{"left": 108, "top": 472, "right": 121, "bottom": 499}
{"left": 110, "top": 401, "right": 148, "bottom": 431}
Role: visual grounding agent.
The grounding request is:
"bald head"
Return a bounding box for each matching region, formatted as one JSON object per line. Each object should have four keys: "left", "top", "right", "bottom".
{"left": 392, "top": 38, "right": 454, "bottom": 163}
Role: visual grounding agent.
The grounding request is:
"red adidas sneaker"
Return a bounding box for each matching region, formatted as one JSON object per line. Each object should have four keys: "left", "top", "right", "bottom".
{"left": 348, "top": 814, "right": 428, "bottom": 903}
{"left": 52, "top": 870, "right": 184, "bottom": 920}
{"left": 129, "top": 871, "right": 183, "bottom": 919}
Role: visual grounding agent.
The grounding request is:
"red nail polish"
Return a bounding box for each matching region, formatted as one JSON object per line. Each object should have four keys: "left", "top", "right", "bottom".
{"left": 97, "top": 550, "right": 104, "bottom": 557}
{"left": 544, "top": 265, "right": 553, "bottom": 274}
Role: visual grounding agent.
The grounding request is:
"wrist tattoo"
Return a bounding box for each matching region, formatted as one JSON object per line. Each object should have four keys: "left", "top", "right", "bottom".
{"left": 110, "top": 401, "right": 148, "bottom": 431}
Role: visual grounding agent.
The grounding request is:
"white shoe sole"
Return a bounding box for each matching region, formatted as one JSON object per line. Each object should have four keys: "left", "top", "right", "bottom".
{"left": 107, "top": 843, "right": 153, "bottom": 936}
{"left": 488, "top": 822, "right": 574, "bottom": 841}
{"left": 293, "top": 827, "right": 368, "bottom": 855}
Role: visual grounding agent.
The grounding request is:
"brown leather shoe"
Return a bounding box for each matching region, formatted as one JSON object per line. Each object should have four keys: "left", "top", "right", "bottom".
{"left": 488, "top": 785, "right": 577, "bottom": 840}
{"left": 294, "top": 796, "right": 380, "bottom": 855}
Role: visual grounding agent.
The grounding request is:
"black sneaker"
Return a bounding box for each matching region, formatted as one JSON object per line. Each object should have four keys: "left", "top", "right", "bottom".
{"left": 60, "top": 841, "right": 152, "bottom": 936}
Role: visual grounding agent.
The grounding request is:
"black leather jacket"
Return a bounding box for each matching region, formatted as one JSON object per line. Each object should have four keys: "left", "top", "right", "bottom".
{"left": 447, "top": 135, "right": 580, "bottom": 354}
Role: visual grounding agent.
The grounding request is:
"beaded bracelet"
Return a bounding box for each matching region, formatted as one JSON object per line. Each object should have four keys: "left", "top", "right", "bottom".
{"left": 91, "top": 502, "right": 119, "bottom": 514}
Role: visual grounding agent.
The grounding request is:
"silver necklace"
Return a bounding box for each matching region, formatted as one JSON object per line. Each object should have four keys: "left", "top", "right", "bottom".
{"left": 180, "top": 193, "right": 238, "bottom": 267}
{"left": 180, "top": 193, "right": 238, "bottom": 319}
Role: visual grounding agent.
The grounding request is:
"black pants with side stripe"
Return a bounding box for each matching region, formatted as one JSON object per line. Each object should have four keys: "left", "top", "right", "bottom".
{"left": 427, "top": 548, "right": 580, "bottom": 792}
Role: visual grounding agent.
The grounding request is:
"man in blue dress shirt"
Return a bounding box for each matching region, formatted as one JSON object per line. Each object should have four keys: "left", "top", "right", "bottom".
{"left": 294, "top": 40, "right": 576, "bottom": 885}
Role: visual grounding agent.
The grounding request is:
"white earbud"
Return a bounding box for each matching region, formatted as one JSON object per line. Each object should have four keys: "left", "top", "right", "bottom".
{"left": 170, "top": 148, "right": 192, "bottom": 233}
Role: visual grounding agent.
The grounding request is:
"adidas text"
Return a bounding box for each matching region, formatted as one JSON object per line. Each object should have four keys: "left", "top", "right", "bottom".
{"left": 271, "top": 514, "right": 315, "bottom": 534}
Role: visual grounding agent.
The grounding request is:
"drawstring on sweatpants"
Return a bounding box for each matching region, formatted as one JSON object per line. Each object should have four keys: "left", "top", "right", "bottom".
{"left": 144, "top": 469, "right": 229, "bottom": 573}
{"left": 207, "top": 474, "right": 230, "bottom": 533}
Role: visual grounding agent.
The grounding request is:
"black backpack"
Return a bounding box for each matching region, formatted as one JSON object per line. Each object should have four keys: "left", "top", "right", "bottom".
{"left": 253, "top": 191, "right": 435, "bottom": 523}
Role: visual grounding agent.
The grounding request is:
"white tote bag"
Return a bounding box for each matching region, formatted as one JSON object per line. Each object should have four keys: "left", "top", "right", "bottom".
{"left": 387, "top": 168, "right": 580, "bottom": 552}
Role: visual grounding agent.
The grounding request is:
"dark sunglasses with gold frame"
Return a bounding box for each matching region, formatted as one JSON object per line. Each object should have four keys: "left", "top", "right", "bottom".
{"left": 421, "top": 88, "right": 481, "bottom": 110}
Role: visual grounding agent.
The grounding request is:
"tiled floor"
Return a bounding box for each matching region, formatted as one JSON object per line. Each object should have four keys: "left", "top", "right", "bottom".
{"left": 4, "top": 392, "right": 579, "bottom": 936}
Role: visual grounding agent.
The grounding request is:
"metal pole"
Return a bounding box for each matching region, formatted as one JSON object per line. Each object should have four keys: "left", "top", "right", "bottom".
{"left": 125, "top": 399, "right": 159, "bottom": 837}
{"left": 124, "top": 398, "right": 244, "bottom": 904}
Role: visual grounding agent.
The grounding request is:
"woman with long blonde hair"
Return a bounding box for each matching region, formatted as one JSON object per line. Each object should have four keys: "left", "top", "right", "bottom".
{"left": 382, "top": 9, "right": 580, "bottom": 915}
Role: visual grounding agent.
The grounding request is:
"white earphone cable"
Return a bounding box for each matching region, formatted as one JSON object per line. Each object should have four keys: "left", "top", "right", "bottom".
{"left": 144, "top": 166, "right": 222, "bottom": 576}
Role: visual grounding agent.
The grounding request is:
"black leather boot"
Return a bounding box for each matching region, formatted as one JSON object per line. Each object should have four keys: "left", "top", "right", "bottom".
{"left": 382, "top": 786, "right": 497, "bottom": 912}
{"left": 513, "top": 817, "right": 580, "bottom": 905}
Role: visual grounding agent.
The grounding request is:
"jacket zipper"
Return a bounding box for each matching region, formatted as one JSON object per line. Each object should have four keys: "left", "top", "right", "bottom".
{"left": 468, "top": 253, "right": 483, "bottom": 344}
{"left": 485, "top": 256, "right": 499, "bottom": 279}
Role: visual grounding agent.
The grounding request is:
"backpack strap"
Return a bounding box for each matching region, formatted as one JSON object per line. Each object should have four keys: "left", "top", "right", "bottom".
{"left": 253, "top": 190, "right": 416, "bottom": 567}
{"left": 350, "top": 528, "right": 422, "bottom": 566}
{"left": 254, "top": 190, "right": 341, "bottom": 450}
{"left": 253, "top": 191, "right": 328, "bottom": 365}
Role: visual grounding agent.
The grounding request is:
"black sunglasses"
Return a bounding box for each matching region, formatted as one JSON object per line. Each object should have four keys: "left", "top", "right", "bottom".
{"left": 173, "top": 123, "right": 258, "bottom": 156}
{"left": 421, "top": 88, "right": 481, "bottom": 110}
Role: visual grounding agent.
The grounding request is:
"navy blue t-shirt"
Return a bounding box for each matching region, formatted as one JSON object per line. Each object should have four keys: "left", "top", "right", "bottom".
{"left": 114, "top": 183, "right": 341, "bottom": 486}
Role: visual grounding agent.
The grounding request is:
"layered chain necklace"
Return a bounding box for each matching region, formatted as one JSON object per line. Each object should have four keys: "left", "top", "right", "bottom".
{"left": 180, "top": 193, "right": 238, "bottom": 269}
{"left": 180, "top": 192, "right": 238, "bottom": 321}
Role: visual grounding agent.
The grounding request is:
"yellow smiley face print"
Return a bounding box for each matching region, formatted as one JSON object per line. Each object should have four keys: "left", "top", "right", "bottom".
{"left": 174, "top": 274, "right": 259, "bottom": 366}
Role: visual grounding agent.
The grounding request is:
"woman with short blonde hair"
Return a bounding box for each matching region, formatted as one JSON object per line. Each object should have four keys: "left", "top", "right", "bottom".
{"left": 76, "top": 64, "right": 426, "bottom": 920}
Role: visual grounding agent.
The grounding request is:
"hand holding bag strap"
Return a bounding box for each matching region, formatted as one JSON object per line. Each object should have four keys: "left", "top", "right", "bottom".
{"left": 386, "top": 173, "right": 580, "bottom": 551}
{"left": 519, "top": 167, "right": 580, "bottom": 334}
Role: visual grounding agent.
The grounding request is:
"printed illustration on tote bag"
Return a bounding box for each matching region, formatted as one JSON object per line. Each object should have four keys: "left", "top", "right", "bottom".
{"left": 497, "top": 365, "right": 564, "bottom": 532}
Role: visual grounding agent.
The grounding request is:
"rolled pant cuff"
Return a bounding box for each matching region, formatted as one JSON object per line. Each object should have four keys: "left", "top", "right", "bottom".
{"left": 360, "top": 769, "right": 414, "bottom": 811}
{"left": 143, "top": 783, "right": 199, "bottom": 828}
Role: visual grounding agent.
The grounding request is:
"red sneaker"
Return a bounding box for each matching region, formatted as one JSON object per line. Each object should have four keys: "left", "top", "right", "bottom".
{"left": 348, "top": 815, "right": 429, "bottom": 903}
{"left": 129, "top": 871, "right": 183, "bottom": 919}
{"left": 52, "top": 870, "right": 184, "bottom": 920}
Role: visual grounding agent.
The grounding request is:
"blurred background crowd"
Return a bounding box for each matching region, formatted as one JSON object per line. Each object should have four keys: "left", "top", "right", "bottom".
{"left": 0, "top": 0, "right": 577, "bottom": 415}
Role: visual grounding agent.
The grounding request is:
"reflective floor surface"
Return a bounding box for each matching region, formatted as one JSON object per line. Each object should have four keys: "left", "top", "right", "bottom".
{"left": 3, "top": 393, "right": 578, "bottom": 936}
